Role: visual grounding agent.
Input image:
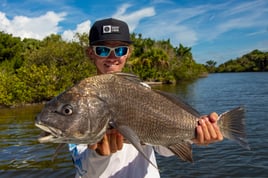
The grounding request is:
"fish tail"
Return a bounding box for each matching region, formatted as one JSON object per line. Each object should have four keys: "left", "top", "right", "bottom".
{"left": 218, "top": 106, "right": 250, "bottom": 150}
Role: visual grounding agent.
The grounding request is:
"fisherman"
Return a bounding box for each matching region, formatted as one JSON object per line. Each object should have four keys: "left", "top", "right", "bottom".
{"left": 69, "top": 18, "right": 223, "bottom": 178}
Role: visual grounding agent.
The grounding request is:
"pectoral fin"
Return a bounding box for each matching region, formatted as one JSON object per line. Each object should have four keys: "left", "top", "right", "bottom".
{"left": 52, "top": 143, "right": 66, "bottom": 161}
{"left": 168, "top": 142, "right": 193, "bottom": 162}
{"left": 109, "top": 122, "right": 158, "bottom": 170}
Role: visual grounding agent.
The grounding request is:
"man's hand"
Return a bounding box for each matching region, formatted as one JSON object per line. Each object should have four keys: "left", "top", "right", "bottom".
{"left": 88, "top": 129, "right": 124, "bottom": 156}
{"left": 193, "top": 112, "right": 223, "bottom": 145}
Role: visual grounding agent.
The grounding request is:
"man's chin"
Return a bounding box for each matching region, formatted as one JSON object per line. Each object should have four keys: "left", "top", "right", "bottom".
{"left": 104, "top": 67, "right": 121, "bottom": 73}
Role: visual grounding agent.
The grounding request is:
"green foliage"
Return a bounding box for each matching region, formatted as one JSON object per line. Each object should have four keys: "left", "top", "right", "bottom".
{"left": 0, "top": 32, "right": 95, "bottom": 106}
{"left": 0, "top": 31, "right": 207, "bottom": 106}
{"left": 171, "top": 44, "right": 207, "bottom": 81}
{"left": 0, "top": 32, "right": 23, "bottom": 62}
{"left": 216, "top": 50, "right": 268, "bottom": 72}
{"left": 16, "top": 64, "right": 58, "bottom": 102}
{"left": 23, "top": 34, "right": 95, "bottom": 90}
{"left": 127, "top": 47, "right": 172, "bottom": 82}
{"left": 172, "top": 58, "right": 207, "bottom": 81}
{"left": 126, "top": 35, "right": 206, "bottom": 83}
{"left": 0, "top": 72, "right": 18, "bottom": 106}
{"left": 205, "top": 60, "right": 217, "bottom": 73}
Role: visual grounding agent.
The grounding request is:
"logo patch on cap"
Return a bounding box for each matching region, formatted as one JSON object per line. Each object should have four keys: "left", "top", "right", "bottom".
{"left": 103, "top": 25, "right": 120, "bottom": 34}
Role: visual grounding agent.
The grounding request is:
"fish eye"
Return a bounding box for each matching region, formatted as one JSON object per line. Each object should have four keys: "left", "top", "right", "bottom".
{"left": 62, "top": 104, "right": 73, "bottom": 116}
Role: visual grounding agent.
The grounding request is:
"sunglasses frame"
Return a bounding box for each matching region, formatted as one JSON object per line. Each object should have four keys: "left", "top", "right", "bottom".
{"left": 92, "top": 46, "right": 129, "bottom": 58}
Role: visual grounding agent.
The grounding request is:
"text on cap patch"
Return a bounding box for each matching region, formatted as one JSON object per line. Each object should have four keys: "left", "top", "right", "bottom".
{"left": 103, "top": 25, "right": 120, "bottom": 34}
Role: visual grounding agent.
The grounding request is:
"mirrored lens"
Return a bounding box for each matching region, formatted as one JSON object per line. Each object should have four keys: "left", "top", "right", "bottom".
{"left": 94, "top": 46, "right": 128, "bottom": 57}
{"left": 115, "top": 47, "right": 128, "bottom": 57}
{"left": 95, "top": 47, "right": 110, "bottom": 57}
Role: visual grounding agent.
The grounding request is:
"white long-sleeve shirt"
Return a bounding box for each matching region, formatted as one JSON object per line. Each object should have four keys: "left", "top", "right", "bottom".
{"left": 69, "top": 143, "right": 174, "bottom": 178}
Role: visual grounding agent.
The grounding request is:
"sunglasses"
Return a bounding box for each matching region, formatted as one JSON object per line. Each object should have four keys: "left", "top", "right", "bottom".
{"left": 92, "top": 46, "right": 129, "bottom": 57}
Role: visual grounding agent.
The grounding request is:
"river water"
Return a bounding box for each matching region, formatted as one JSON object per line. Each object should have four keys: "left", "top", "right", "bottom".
{"left": 0, "top": 72, "right": 267, "bottom": 177}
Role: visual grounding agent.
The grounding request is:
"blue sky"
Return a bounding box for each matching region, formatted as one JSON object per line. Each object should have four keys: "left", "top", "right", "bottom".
{"left": 1, "top": 0, "right": 267, "bottom": 64}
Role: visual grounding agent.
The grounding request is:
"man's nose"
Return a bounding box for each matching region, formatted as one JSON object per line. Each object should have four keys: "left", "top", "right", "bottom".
{"left": 107, "top": 50, "right": 117, "bottom": 59}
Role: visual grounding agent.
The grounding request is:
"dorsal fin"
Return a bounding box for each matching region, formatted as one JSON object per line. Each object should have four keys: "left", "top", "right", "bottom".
{"left": 154, "top": 90, "right": 200, "bottom": 117}
{"left": 113, "top": 72, "right": 142, "bottom": 83}
{"left": 113, "top": 72, "right": 151, "bottom": 89}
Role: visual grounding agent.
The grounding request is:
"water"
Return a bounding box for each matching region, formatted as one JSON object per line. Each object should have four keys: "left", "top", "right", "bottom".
{"left": 0, "top": 72, "right": 267, "bottom": 177}
{"left": 154, "top": 72, "right": 268, "bottom": 177}
{"left": 0, "top": 105, "right": 75, "bottom": 177}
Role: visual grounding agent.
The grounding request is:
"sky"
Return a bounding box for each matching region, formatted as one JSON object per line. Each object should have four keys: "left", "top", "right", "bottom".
{"left": 0, "top": 0, "right": 268, "bottom": 65}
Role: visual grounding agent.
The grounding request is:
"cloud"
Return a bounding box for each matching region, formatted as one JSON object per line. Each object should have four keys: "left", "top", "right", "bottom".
{"left": 112, "top": 3, "right": 156, "bottom": 32}
{"left": 62, "top": 4, "right": 156, "bottom": 42}
{"left": 132, "top": 5, "right": 209, "bottom": 47}
{"left": 196, "top": 0, "right": 268, "bottom": 42}
{"left": 0, "top": 11, "right": 66, "bottom": 39}
{"left": 1, "top": 0, "right": 267, "bottom": 62}
{"left": 0, "top": 3, "right": 156, "bottom": 41}
{"left": 60, "top": 3, "right": 156, "bottom": 41}
{"left": 109, "top": 3, "right": 198, "bottom": 47}
{"left": 139, "top": 20, "right": 197, "bottom": 47}
{"left": 61, "top": 20, "right": 91, "bottom": 41}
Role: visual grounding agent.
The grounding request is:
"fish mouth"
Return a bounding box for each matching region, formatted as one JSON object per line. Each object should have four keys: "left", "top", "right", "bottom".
{"left": 35, "top": 123, "right": 63, "bottom": 143}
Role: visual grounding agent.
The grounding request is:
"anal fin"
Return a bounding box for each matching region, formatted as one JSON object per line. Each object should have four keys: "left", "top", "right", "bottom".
{"left": 52, "top": 143, "right": 66, "bottom": 161}
{"left": 168, "top": 142, "right": 193, "bottom": 162}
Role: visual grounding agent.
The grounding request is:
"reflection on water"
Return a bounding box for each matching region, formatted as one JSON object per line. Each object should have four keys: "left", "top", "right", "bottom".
{"left": 1, "top": 72, "right": 268, "bottom": 177}
{"left": 0, "top": 105, "right": 75, "bottom": 177}
{"left": 155, "top": 72, "right": 268, "bottom": 177}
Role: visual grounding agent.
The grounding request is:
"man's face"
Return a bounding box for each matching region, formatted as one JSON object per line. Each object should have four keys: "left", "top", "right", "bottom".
{"left": 89, "top": 41, "right": 130, "bottom": 74}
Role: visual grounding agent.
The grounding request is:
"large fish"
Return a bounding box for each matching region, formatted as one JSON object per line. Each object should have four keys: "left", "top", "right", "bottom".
{"left": 35, "top": 73, "right": 249, "bottom": 166}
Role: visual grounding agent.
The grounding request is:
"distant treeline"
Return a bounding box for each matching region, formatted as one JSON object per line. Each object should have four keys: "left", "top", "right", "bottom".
{"left": 0, "top": 31, "right": 207, "bottom": 106}
{"left": 205, "top": 49, "right": 268, "bottom": 73}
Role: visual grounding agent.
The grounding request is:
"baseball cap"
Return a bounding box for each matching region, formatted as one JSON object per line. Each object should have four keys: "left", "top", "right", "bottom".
{"left": 89, "top": 18, "right": 132, "bottom": 45}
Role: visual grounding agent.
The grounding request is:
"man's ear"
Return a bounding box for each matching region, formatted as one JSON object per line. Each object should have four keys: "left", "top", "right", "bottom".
{"left": 127, "top": 46, "right": 133, "bottom": 58}
{"left": 87, "top": 47, "right": 94, "bottom": 58}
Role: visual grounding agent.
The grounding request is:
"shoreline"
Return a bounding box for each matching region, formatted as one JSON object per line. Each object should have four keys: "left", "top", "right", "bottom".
{"left": 0, "top": 102, "right": 46, "bottom": 109}
{"left": 1, "top": 81, "right": 173, "bottom": 108}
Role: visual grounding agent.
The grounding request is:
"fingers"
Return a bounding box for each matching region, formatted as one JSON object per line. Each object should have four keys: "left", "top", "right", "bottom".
{"left": 205, "top": 118, "right": 217, "bottom": 140}
{"left": 196, "top": 118, "right": 212, "bottom": 145}
{"left": 116, "top": 133, "right": 124, "bottom": 150}
{"left": 108, "top": 130, "right": 118, "bottom": 153}
{"left": 107, "top": 129, "right": 124, "bottom": 152}
{"left": 207, "top": 112, "right": 223, "bottom": 141}
{"left": 212, "top": 123, "right": 223, "bottom": 141}
{"left": 97, "top": 134, "right": 110, "bottom": 155}
{"left": 199, "top": 118, "right": 212, "bottom": 141}
{"left": 195, "top": 113, "right": 223, "bottom": 145}
{"left": 88, "top": 129, "right": 124, "bottom": 156}
{"left": 208, "top": 112, "right": 218, "bottom": 123}
{"left": 89, "top": 144, "right": 98, "bottom": 150}
{"left": 195, "top": 125, "right": 204, "bottom": 144}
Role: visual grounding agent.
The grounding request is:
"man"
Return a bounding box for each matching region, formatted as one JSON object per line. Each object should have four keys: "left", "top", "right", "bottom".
{"left": 69, "top": 18, "right": 223, "bottom": 178}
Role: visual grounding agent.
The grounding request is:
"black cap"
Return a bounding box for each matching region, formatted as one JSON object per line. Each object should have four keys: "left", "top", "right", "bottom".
{"left": 89, "top": 18, "right": 132, "bottom": 45}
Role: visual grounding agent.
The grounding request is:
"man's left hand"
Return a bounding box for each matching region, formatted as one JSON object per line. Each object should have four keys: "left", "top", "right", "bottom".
{"left": 193, "top": 112, "right": 223, "bottom": 145}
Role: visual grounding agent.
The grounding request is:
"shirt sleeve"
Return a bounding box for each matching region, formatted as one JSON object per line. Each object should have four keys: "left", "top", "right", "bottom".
{"left": 69, "top": 144, "right": 88, "bottom": 177}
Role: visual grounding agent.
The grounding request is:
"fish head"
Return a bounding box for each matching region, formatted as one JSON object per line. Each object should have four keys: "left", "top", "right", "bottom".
{"left": 35, "top": 86, "right": 111, "bottom": 145}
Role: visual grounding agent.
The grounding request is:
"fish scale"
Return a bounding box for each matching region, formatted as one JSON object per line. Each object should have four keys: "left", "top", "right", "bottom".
{"left": 35, "top": 72, "right": 250, "bottom": 166}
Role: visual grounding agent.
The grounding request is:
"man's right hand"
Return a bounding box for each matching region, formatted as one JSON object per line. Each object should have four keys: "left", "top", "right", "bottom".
{"left": 88, "top": 129, "right": 124, "bottom": 156}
